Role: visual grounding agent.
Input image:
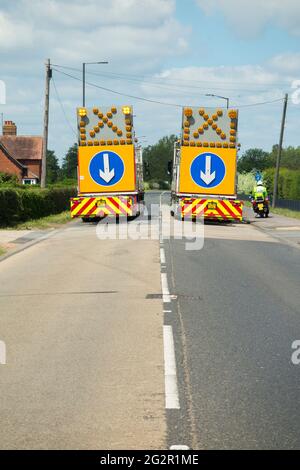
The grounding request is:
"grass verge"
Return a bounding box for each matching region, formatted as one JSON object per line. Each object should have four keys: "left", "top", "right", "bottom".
{"left": 270, "top": 207, "right": 300, "bottom": 220}
{"left": 3, "top": 211, "right": 72, "bottom": 230}
{"left": 0, "top": 246, "right": 6, "bottom": 256}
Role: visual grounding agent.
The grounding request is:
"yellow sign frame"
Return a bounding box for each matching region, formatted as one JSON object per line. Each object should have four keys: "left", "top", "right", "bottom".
{"left": 179, "top": 147, "right": 237, "bottom": 196}
{"left": 78, "top": 145, "right": 136, "bottom": 194}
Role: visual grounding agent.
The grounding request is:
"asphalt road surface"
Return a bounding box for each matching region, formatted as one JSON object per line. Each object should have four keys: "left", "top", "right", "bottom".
{"left": 0, "top": 191, "right": 299, "bottom": 449}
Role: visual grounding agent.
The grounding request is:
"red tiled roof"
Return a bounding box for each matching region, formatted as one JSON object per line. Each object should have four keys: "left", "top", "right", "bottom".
{"left": 0, "top": 136, "right": 43, "bottom": 161}
{"left": 0, "top": 141, "right": 27, "bottom": 170}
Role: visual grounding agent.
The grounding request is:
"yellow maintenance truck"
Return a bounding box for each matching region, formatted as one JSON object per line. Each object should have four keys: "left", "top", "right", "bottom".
{"left": 70, "top": 105, "right": 144, "bottom": 221}
{"left": 170, "top": 106, "right": 243, "bottom": 221}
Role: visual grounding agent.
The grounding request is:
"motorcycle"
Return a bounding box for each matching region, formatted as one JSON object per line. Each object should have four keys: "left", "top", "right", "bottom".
{"left": 251, "top": 196, "right": 269, "bottom": 218}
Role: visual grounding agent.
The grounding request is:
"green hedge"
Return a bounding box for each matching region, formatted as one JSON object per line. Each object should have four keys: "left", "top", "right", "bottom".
{"left": 263, "top": 168, "right": 300, "bottom": 200}
{"left": 0, "top": 187, "right": 77, "bottom": 226}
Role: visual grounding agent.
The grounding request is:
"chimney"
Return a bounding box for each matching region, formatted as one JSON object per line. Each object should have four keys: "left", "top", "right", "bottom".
{"left": 3, "top": 120, "right": 17, "bottom": 136}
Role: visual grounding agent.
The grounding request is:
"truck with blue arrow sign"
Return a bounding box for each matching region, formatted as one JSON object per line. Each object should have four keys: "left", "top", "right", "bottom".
{"left": 70, "top": 105, "right": 144, "bottom": 221}
{"left": 170, "top": 106, "right": 243, "bottom": 221}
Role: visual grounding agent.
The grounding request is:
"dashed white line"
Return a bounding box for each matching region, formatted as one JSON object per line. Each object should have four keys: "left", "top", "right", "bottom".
{"left": 170, "top": 445, "right": 190, "bottom": 450}
{"left": 163, "top": 325, "right": 180, "bottom": 409}
{"left": 160, "top": 247, "right": 166, "bottom": 265}
{"left": 161, "top": 272, "right": 171, "bottom": 303}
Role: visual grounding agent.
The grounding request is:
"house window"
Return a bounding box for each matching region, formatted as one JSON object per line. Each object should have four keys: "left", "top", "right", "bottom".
{"left": 22, "top": 178, "right": 38, "bottom": 185}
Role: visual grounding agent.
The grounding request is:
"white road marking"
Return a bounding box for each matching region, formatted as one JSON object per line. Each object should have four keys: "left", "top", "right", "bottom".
{"left": 160, "top": 248, "right": 166, "bottom": 264}
{"left": 163, "top": 310, "right": 172, "bottom": 313}
{"left": 274, "top": 226, "right": 300, "bottom": 231}
{"left": 163, "top": 325, "right": 180, "bottom": 409}
{"left": 170, "top": 445, "right": 190, "bottom": 450}
{"left": 161, "top": 272, "right": 171, "bottom": 303}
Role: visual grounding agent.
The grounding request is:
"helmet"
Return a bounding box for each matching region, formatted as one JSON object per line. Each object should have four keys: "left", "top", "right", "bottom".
{"left": 257, "top": 180, "right": 263, "bottom": 186}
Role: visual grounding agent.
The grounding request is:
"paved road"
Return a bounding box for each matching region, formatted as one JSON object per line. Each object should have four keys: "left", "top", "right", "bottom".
{"left": 155, "top": 192, "right": 300, "bottom": 450}
{"left": 0, "top": 192, "right": 299, "bottom": 449}
{"left": 244, "top": 205, "right": 300, "bottom": 247}
{"left": 0, "top": 215, "right": 166, "bottom": 449}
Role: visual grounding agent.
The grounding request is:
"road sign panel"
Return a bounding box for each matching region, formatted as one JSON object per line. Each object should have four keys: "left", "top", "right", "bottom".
{"left": 179, "top": 147, "right": 237, "bottom": 196}
{"left": 89, "top": 150, "right": 124, "bottom": 186}
{"left": 190, "top": 152, "right": 226, "bottom": 189}
{"left": 78, "top": 145, "right": 136, "bottom": 193}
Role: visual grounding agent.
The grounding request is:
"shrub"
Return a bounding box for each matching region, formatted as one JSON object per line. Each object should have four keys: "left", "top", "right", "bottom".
{"left": 0, "top": 172, "right": 19, "bottom": 187}
{"left": 237, "top": 173, "right": 255, "bottom": 195}
{"left": 0, "top": 187, "right": 77, "bottom": 226}
{"left": 263, "top": 168, "right": 300, "bottom": 199}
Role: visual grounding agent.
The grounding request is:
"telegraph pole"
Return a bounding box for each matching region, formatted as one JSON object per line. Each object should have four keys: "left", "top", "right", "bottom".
{"left": 272, "top": 93, "right": 288, "bottom": 208}
{"left": 41, "top": 58, "right": 51, "bottom": 188}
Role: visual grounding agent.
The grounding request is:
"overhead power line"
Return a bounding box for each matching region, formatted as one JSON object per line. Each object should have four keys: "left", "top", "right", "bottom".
{"left": 52, "top": 68, "right": 183, "bottom": 108}
{"left": 52, "top": 67, "right": 287, "bottom": 110}
{"left": 51, "top": 63, "right": 290, "bottom": 90}
{"left": 52, "top": 76, "right": 77, "bottom": 136}
{"left": 236, "top": 97, "right": 285, "bottom": 108}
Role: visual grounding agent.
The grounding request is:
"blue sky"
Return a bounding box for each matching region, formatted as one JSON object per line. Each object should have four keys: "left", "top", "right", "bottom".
{"left": 0, "top": 0, "right": 300, "bottom": 161}
{"left": 176, "top": 1, "right": 300, "bottom": 68}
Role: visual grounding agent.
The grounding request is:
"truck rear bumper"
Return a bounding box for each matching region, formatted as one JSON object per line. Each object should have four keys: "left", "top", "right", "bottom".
{"left": 174, "top": 197, "right": 243, "bottom": 221}
{"left": 70, "top": 195, "right": 143, "bottom": 218}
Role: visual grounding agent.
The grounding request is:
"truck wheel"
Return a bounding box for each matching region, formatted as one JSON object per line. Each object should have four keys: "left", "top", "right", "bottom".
{"left": 82, "top": 217, "right": 90, "bottom": 223}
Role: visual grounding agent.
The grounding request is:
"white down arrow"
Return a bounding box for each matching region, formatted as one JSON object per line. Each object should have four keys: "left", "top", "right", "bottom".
{"left": 200, "top": 155, "right": 216, "bottom": 185}
{"left": 99, "top": 153, "right": 115, "bottom": 183}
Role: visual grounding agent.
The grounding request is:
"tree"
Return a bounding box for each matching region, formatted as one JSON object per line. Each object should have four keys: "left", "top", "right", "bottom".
{"left": 270, "top": 145, "right": 300, "bottom": 171}
{"left": 46, "top": 150, "right": 60, "bottom": 184}
{"left": 143, "top": 135, "right": 178, "bottom": 183}
{"left": 237, "top": 148, "right": 272, "bottom": 173}
{"left": 61, "top": 144, "right": 78, "bottom": 179}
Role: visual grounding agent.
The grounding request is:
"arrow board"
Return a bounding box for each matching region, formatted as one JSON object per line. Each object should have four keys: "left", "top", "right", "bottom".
{"left": 89, "top": 151, "right": 125, "bottom": 186}
{"left": 190, "top": 152, "right": 226, "bottom": 189}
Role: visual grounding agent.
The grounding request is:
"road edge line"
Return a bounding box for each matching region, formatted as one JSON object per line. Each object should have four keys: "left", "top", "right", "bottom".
{"left": 163, "top": 325, "right": 180, "bottom": 410}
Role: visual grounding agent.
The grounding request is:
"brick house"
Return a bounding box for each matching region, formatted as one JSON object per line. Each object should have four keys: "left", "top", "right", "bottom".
{"left": 0, "top": 121, "right": 43, "bottom": 184}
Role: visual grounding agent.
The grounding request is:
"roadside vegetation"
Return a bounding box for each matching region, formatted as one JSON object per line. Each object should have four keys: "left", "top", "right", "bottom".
{"left": 0, "top": 145, "right": 78, "bottom": 228}
{"left": 0, "top": 186, "right": 76, "bottom": 227}
{"left": 142, "top": 135, "right": 176, "bottom": 190}
{"left": 10, "top": 211, "right": 72, "bottom": 230}
{"left": 237, "top": 146, "right": 300, "bottom": 200}
{"left": 270, "top": 207, "right": 300, "bottom": 220}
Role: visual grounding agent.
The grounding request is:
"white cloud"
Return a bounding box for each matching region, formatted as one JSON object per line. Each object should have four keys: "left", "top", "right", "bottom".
{"left": 24, "top": 0, "right": 176, "bottom": 28}
{"left": 51, "top": 18, "right": 188, "bottom": 69}
{"left": 0, "top": 0, "right": 189, "bottom": 158}
{"left": 0, "top": 0, "right": 186, "bottom": 71}
{"left": 0, "top": 12, "right": 33, "bottom": 50}
{"left": 196, "top": 0, "right": 300, "bottom": 38}
{"left": 269, "top": 53, "right": 300, "bottom": 73}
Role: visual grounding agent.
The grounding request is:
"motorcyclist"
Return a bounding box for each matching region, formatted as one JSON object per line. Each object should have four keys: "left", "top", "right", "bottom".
{"left": 252, "top": 180, "right": 268, "bottom": 201}
{"left": 251, "top": 180, "right": 269, "bottom": 217}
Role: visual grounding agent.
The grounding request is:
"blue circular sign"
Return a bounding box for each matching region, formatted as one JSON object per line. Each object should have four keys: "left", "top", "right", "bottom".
{"left": 89, "top": 150, "right": 125, "bottom": 186}
{"left": 190, "top": 152, "right": 226, "bottom": 189}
